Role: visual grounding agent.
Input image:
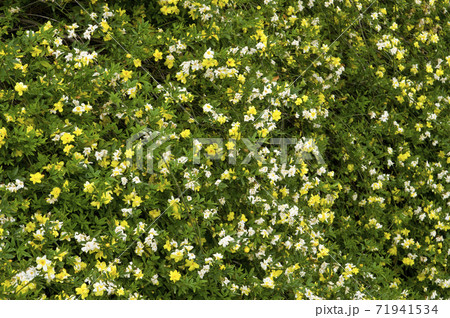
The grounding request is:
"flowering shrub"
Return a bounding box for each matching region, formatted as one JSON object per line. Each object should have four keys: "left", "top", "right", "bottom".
{"left": 0, "top": 0, "right": 449, "bottom": 300}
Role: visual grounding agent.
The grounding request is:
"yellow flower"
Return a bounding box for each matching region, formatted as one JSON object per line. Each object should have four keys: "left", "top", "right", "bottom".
{"left": 308, "top": 194, "right": 321, "bottom": 207}
{"left": 51, "top": 187, "right": 61, "bottom": 198}
{"left": 120, "top": 69, "right": 133, "bottom": 82}
{"left": 100, "top": 19, "right": 110, "bottom": 32}
{"left": 180, "top": 129, "right": 191, "bottom": 139}
{"left": 31, "top": 46, "right": 42, "bottom": 57}
{"left": 0, "top": 127, "right": 6, "bottom": 138}
{"left": 60, "top": 133, "right": 75, "bottom": 144}
{"left": 258, "top": 128, "right": 268, "bottom": 138}
{"left": 53, "top": 101, "right": 64, "bottom": 113}
{"left": 225, "top": 141, "right": 235, "bottom": 150}
{"left": 169, "top": 197, "right": 181, "bottom": 219}
{"left": 73, "top": 127, "right": 83, "bottom": 136}
{"left": 398, "top": 151, "right": 411, "bottom": 162}
{"left": 217, "top": 115, "right": 227, "bottom": 124}
{"left": 317, "top": 246, "right": 329, "bottom": 258}
{"left": 169, "top": 270, "right": 181, "bottom": 282}
{"left": 0, "top": 127, "right": 7, "bottom": 148}
{"left": 202, "top": 58, "right": 218, "bottom": 68}
{"left": 272, "top": 109, "right": 281, "bottom": 121}
{"left": 14, "top": 82, "right": 28, "bottom": 96}
{"left": 133, "top": 58, "right": 142, "bottom": 67}
{"left": 163, "top": 240, "right": 172, "bottom": 251}
{"left": 30, "top": 172, "right": 44, "bottom": 184}
{"left": 164, "top": 55, "right": 174, "bottom": 69}
{"left": 185, "top": 259, "right": 200, "bottom": 271}
{"left": 55, "top": 268, "right": 70, "bottom": 281}
{"left": 390, "top": 22, "right": 398, "bottom": 31}
{"left": 205, "top": 144, "right": 216, "bottom": 156}
{"left": 226, "top": 58, "right": 236, "bottom": 67}
{"left": 176, "top": 71, "right": 187, "bottom": 83}
{"left": 153, "top": 49, "right": 163, "bottom": 61}
{"left": 116, "top": 288, "right": 125, "bottom": 296}
{"left": 125, "top": 148, "right": 134, "bottom": 158}
{"left": 388, "top": 246, "right": 397, "bottom": 256}
{"left": 402, "top": 257, "right": 414, "bottom": 266}
{"left": 132, "top": 195, "right": 142, "bottom": 207}
{"left": 134, "top": 270, "right": 144, "bottom": 280}
{"left": 76, "top": 283, "right": 90, "bottom": 299}
{"left": 247, "top": 106, "right": 257, "bottom": 115}
{"left": 43, "top": 21, "right": 53, "bottom": 31}
{"left": 149, "top": 209, "right": 161, "bottom": 218}
{"left": 83, "top": 181, "right": 95, "bottom": 193}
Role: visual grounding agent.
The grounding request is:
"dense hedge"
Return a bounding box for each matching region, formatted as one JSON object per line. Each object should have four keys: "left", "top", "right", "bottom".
{"left": 0, "top": 0, "right": 448, "bottom": 299}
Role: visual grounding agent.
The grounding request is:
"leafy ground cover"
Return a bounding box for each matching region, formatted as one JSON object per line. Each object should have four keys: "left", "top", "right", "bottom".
{"left": 0, "top": 0, "right": 449, "bottom": 299}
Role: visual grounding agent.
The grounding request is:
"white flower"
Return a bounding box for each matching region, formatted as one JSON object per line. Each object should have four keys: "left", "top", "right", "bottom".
{"left": 121, "top": 208, "right": 132, "bottom": 216}
{"left": 203, "top": 103, "right": 213, "bottom": 113}
{"left": 203, "top": 48, "right": 214, "bottom": 59}
{"left": 256, "top": 42, "right": 266, "bottom": 50}
{"left": 218, "top": 235, "right": 234, "bottom": 247}
{"left": 82, "top": 239, "right": 100, "bottom": 253}
{"left": 151, "top": 274, "right": 159, "bottom": 285}
{"left": 213, "top": 253, "right": 223, "bottom": 260}
{"left": 9, "top": 7, "right": 21, "bottom": 14}
{"left": 261, "top": 277, "right": 275, "bottom": 289}
{"left": 111, "top": 167, "right": 123, "bottom": 177}
{"left": 380, "top": 111, "right": 389, "bottom": 122}
{"left": 132, "top": 176, "right": 141, "bottom": 184}
{"left": 93, "top": 281, "right": 106, "bottom": 294}
{"left": 36, "top": 256, "right": 52, "bottom": 272}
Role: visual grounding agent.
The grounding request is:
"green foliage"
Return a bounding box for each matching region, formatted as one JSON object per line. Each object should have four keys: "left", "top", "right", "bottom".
{"left": 0, "top": 0, "right": 449, "bottom": 300}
